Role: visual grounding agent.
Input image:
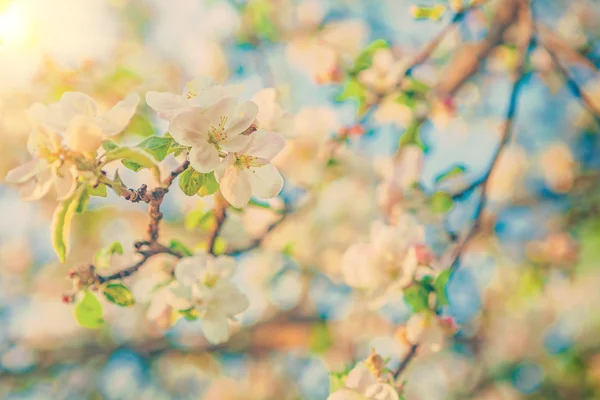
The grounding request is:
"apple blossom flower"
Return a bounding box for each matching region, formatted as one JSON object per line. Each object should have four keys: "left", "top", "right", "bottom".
{"left": 169, "top": 97, "right": 258, "bottom": 173}
{"left": 43, "top": 91, "right": 140, "bottom": 153}
{"left": 148, "top": 252, "right": 249, "bottom": 345}
{"left": 342, "top": 216, "right": 427, "bottom": 302}
{"left": 4, "top": 108, "right": 78, "bottom": 201}
{"left": 328, "top": 363, "right": 399, "bottom": 400}
{"left": 215, "top": 130, "right": 285, "bottom": 208}
{"left": 358, "top": 48, "right": 405, "bottom": 96}
{"left": 251, "top": 88, "right": 293, "bottom": 137}
{"left": 146, "top": 76, "right": 242, "bottom": 121}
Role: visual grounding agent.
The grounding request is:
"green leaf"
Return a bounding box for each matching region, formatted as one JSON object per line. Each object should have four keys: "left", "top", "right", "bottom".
{"left": 111, "top": 170, "right": 126, "bottom": 196}
{"left": 405, "top": 77, "right": 431, "bottom": 94}
{"left": 435, "top": 165, "right": 467, "bottom": 184}
{"left": 179, "top": 307, "right": 199, "bottom": 321}
{"left": 329, "top": 372, "right": 346, "bottom": 393}
{"left": 89, "top": 184, "right": 107, "bottom": 197}
{"left": 103, "top": 283, "right": 135, "bottom": 307}
{"left": 169, "top": 239, "right": 193, "bottom": 257}
{"left": 75, "top": 291, "right": 104, "bottom": 329}
{"left": 430, "top": 191, "right": 454, "bottom": 214}
{"left": 179, "top": 166, "right": 206, "bottom": 196}
{"left": 434, "top": 269, "right": 452, "bottom": 307}
{"left": 122, "top": 159, "right": 143, "bottom": 172}
{"left": 52, "top": 185, "right": 86, "bottom": 263}
{"left": 403, "top": 283, "right": 430, "bottom": 313}
{"left": 399, "top": 118, "right": 427, "bottom": 151}
{"left": 212, "top": 238, "right": 227, "bottom": 256}
{"left": 95, "top": 241, "right": 124, "bottom": 269}
{"left": 101, "top": 140, "right": 119, "bottom": 151}
{"left": 396, "top": 92, "right": 418, "bottom": 108}
{"left": 76, "top": 187, "right": 90, "bottom": 214}
{"left": 411, "top": 4, "right": 446, "bottom": 22}
{"left": 136, "top": 136, "right": 175, "bottom": 161}
{"left": 350, "top": 39, "right": 389, "bottom": 75}
{"left": 198, "top": 172, "right": 219, "bottom": 197}
{"left": 103, "top": 147, "right": 160, "bottom": 180}
{"left": 310, "top": 322, "right": 333, "bottom": 354}
{"left": 124, "top": 113, "right": 155, "bottom": 138}
{"left": 336, "top": 78, "right": 366, "bottom": 104}
{"left": 185, "top": 209, "right": 215, "bottom": 231}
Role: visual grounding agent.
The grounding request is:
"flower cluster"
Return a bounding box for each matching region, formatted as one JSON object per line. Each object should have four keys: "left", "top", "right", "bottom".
{"left": 147, "top": 77, "right": 286, "bottom": 208}
{"left": 147, "top": 251, "right": 249, "bottom": 345}
{"left": 5, "top": 92, "right": 139, "bottom": 201}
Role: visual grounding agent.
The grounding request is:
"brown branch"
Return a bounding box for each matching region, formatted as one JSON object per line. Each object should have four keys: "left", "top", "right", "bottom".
{"left": 225, "top": 210, "right": 288, "bottom": 256}
{"left": 436, "top": 0, "right": 521, "bottom": 98}
{"left": 393, "top": 344, "right": 419, "bottom": 380}
{"left": 536, "top": 24, "right": 597, "bottom": 71}
{"left": 206, "top": 192, "right": 228, "bottom": 256}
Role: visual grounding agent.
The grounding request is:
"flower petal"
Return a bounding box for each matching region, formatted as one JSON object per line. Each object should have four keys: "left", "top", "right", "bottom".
{"left": 189, "top": 145, "right": 220, "bottom": 173}
{"left": 169, "top": 110, "right": 210, "bottom": 147}
{"left": 175, "top": 253, "right": 209, "bottom": 286}
{"left": 54, "top": 164, "right": 78, "bottom": 201}
{"left": 345, "top": 363, "right": 378, "bottom": 393}
{"left": 245, "top": 130, "right": 285, "bottom": 160}
{"left": 202, "top": 309, "right": 230, "bottom": 345}
{"left": 210, "top": 255, "right": 236, "bottom": 278}
{"left": 216, "top": 281, "right": 249, "bottom": 316}
{"left": 203, "top": 97, "right": 238, "bottom": 125}
{"left": 146, "top": 91, "right": 188, "bottom": 121}
{"left": 96, "top": 93, "right": 140, "bottom": 135}
{"left": 45, "top": 92, "right": 98, "bottom": 131}
{"left": 247, "top": 162, "right": 283, "bottom": 199}
{"left": 214, "top": 154, "right": 234, "bottom": 182}
{"left": 220, "top": 133, "right": 251, "bottom": 152}
{"left": 5, "top": 159, "right": 41, "bottom": 184}
{"left": 220, "top": 167, "right": 252, "bottom": 208}
{"left": 327, "top": 389, "right": 365, "bottom": 400}
{"left": 19, "top": 169, "right": 53, "bottom": 201}
{"left": 364, "top": 383, "right": 399, "bottom": 400}
{"left": 182, "top": 76, "right": 219, "bottom": 97}
{"left": 224, "top": 101, "right": 258, "bottom": 134}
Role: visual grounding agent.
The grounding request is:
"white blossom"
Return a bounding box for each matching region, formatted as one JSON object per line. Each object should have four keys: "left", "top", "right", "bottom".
{"left": 328, "top": 363, "right": 399, "bottom": 400}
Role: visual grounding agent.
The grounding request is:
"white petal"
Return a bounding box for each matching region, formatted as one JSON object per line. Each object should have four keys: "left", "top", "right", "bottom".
{"left": 245, "top": 130, "right": 285, "bottom": 160}
{"left": 175, "top": 254, "right": 209, "bottom": 286}
{"left": 247, "top": 163, "right": 283, "bottom": 199}
{"left": 202, "top": 310, "right": 230, "bottom": 345}
{"left": 364, "top": 383, "right": 399, "bottom": 400}
{"left": 210, "top": 256, "right": 236, "bottom": 278}
{"left": 18, "top": 169, "right": 53, "bottom": 201}
{"left": 220, "top": 167, "right": 252, "bottom": 208}
{"left": 328, "top": 389, "right": 365, "bottom": 400}
{"left": 345, "top": 363, "right": 378, "bottom": 393}
{"left": 146, "top": 91, "right": 188, "bottom": 121}
{"left": 54, "top": 164, "right": 78, "bottom": 201}
{"left": 220, "top": 134, "right": 251, "bottom": 152}
{"left": 341, "top": 243, "right": 384, "bottom": 290}
{"left": 214, "top": 154, "right": 234, "bottom": 182}
{"left": 203, "top": 97, "right": 238, "bottom": 125}
{"left": 46, "top": 92, "right": 98, "bottom": 131}
{"left": 96, "top": 93, "right": 140, "bottom": 135}
{"left": 64, "top": 115, "right": 105, "bottom": 153}
{"left": 146, "top": 290, "right": 170, "bottom": 321}
{"left": 224, "top": 101, "right": 258, "bottom": 134}
{"left": 167, "top": 285, "right": 194, "bottom": 310}
{"left": 216, "top": 281, "right": 249, "bottom": 316}
{"left": 182, "top": 76, "right": 219, "bottom": 97}
{"left": 189, "top": 146, "right": 220, "bottom": 173}
{"left": 5, "top": 159, "right": 41, "bottom": 184}
{"left": 169, "top": 110, "right": 210, "bottom": 147}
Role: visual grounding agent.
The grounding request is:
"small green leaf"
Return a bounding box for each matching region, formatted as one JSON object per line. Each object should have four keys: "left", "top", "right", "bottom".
{"left": 212, "top": 237, "right": 227, "bottom": 256}
{"left": 179, "top": 307, "right": 199, "bottom": 321}
{"left": 111, "top": 170, "right": 126, "bottom": 196}
{"left": 310, "top": 322, "right": 333, "bottom": 354}
{"left": 89, "top": 184, "right": 108, "bottom": 197}
{"left": 101, "top": 140, "right": 119, "bottom": 151}
{"left": 411, "top": 4, "right": 446, "bottom": 22}
{"left": 396, "top": 92, "right": 418, "bottom": 108}
{"left": 350, "top": 39, "right": 390, "bottom": 75}
{"left": 169, "top": 239, "right": 193, "bottom": 257}
{"left": 95, "top": 241, "right": 124, "bottom": 269}
{"left": 136, "top": 136, "right": 175, "bottom": 161}
{"left": 405, "top": 77, "right": 431, "bottom": 94}
{"left": 104, "top": 147, "right": 160, "bottom": 181}
{"left": 103, "top": 283, "right": 135, "bottom": 307}
{"left": 399, "top": 118, "right": 427, "bottom": 151}
{"left": 76, "top": 187, "right": 90, "bottom": 214}
{"left": 124, "top": 113, "right": 155, "bottom": 138}
{"left": 434, "top": 269, "right": 452, "bottom": 307}
{"left": 336, "top": 78, "right": 366, "bottom": 104}
{"left": 435, "top": 165, "right": 468, "bottom": 184}
{"left": 198, "top": 172, "right": 219, "bottom": 196}
{"left": 122, "top": 159, "right": 143, "bottom": 172}
{"left": 403, "top": 283, "right": 430, "bottom": 313}
{"left": 329, "top": 372, "right": 346, "bottom": 393}
{"left": 179, "top": 167, "right": 206, "bottom": 196}
{"left": 75, "top": 291, "right": 104, "bottom": 329}
{"left": 185, "top": 209, "right": 216, "bottom": 232}
{"left": 430, "top": 191, "right": 454, "bottom": 214}
{"left": 52, "top": 185, "right": 86, "bottom": 263}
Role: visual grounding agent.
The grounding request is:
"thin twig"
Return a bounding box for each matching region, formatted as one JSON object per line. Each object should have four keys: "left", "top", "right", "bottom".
{"left": 393, "top": 344, "right": 419, "bottom": 379}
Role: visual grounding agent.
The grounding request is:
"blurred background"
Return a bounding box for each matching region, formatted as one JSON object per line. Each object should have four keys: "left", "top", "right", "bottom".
{"left": 0, "top": 0, "right": 599, "bottom": 399}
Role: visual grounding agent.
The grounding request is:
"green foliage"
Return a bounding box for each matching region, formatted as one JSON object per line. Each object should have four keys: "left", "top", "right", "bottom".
{"left": 336, "top": 78, "right": 366, "bottom": 109}
{"left": 185, "top": 208, "right": 216, "bottom": 232}
{"left": 179, "top": 307, "right": 199, "bottom": 321}
{"left": 110, "top": 170, "right": 126, "bottom": 196}
{"left": 411, "top": 4, "right": 446, "bottom": 22}
{"left": 329, "top": 372, "right": 346, "bottom": 393}
{"left": 101, "top": 140, "right": 119, "bottom": 151}
{"left": 75, "top": 291, "right": 104, "bottom": 329}
{"left": 76, "top": 187, "right": 90, "bottom": 214}
{"left": 309, "top": 321, "right": 333, "bottom": 354}
{"left": 179, "top": 166, "right": 206, "bottom": 196}
{"left": 169, "top": 239, "right": 193, "bottom": 257}
{"left": 349, "top": 39, "right": 389, "bottom": 76}
{"left": 212, "top": 237, "right": 227, "bottom": 256}
{"left": 104, "top": 147, "right": 160, "bottom": 181}
{"left": 399, "top": 118, "right": 427, "bottom": 151}
{"left": 136, "top": 136, "right": 177, "bottom": 161}
{"left": 88, "top": 183, "right": 108, "bottom": 197}
{"left": 102, "top": 283, "right": 136, "bottom": 307}
{"left": 124, "top": 113, "right": 155, "bottom": 138}
{"left": 404, "top": 283, "right": 430, "bottom": 312}
{"left": 198, "top": 172, "right": 219, "bottom": 197}
{"left": 52, "top": 185, "right": 87, "bottom": 263}
{"left": 435, "top": 165, "right": 468, "bottom": 184}
{"left": 95, "top": 241, "right": 124, "bottom": 269}
{"left": 434, "top": 269, "right": 452, "bottom": 307}
{"left": 430, "top": 191, "right": 454, "bottom": 213}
